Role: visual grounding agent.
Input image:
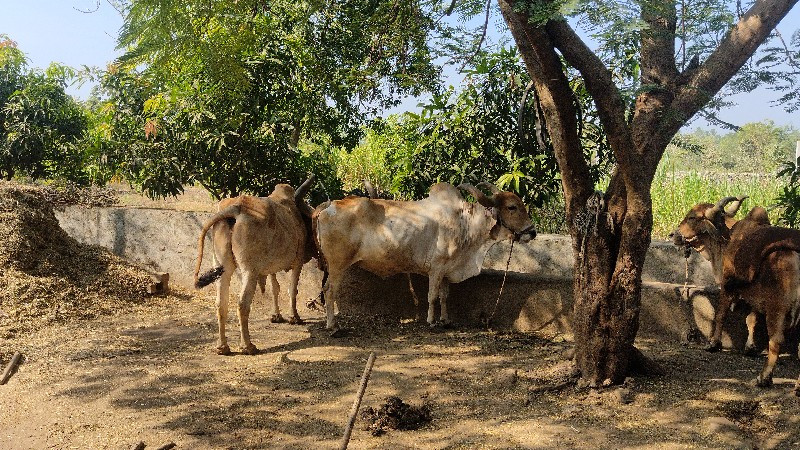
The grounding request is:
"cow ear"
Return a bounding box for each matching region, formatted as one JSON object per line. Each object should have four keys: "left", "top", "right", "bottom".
{"left": 457, "top": 183, "right": 495, "bottom": 207}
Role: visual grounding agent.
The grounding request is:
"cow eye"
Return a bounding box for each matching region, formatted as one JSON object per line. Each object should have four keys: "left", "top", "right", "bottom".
{"left": 507, "top": 206, "right": 517, "bottom": 211}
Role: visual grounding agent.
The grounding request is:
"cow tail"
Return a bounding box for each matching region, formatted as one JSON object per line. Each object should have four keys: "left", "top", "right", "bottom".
{"left": 194, "top": 205, "right": 240, "bottom": 288}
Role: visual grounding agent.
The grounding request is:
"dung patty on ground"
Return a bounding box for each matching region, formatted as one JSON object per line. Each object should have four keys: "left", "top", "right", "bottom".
{"left": 360, "top": 396, "right": 432, "bottom": 436}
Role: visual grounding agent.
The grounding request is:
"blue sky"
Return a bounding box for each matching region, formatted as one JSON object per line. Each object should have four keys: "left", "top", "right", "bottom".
{"left": 2, "top": 0, "right": 798, "bottom": 132}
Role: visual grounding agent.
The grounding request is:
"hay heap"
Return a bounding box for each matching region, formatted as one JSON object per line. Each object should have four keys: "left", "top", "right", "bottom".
{"left": 0, "top": 182, "right": 155, "bottom": 336}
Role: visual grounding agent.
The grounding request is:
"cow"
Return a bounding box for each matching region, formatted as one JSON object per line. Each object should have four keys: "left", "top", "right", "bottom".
{"left": 674, "top": 198, "right": 800, "bottom": 394}
{"left": 315, "top": 181, "right": 536, "bottom": 331}
{"left": 193, "top": 176, "right": 315, "bottom": 355}
{"left": 670, "top": 196, "right": 760, "bottom": 353}
{"left": 719, "top": 212, "right": 800, "bottom": 392}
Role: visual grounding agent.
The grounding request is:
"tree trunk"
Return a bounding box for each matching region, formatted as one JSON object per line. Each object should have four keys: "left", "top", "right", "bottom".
{"left": 499, "top": 0, "right": 796, "bottom": 384}
{"left": 570, "top": 184, "right": 654, "bottom": 385}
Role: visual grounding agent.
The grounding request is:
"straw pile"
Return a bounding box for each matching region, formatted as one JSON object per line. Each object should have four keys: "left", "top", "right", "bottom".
{"left": 0, "top": 182, "right": 155, "bottom": 336}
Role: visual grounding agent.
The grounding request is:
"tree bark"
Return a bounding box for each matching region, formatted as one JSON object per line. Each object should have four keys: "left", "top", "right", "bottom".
{"left": 499, "top": 0, "right": 797, "bottom": 385}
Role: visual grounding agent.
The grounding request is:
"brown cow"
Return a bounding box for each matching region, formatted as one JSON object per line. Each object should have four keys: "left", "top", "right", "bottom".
{"left": 674, "top": 198, "right": 800, "bottom": 394}
{"left": 670, "top": 196, "right": 761, "bottom": 353}
{"left": 194, "top": 176, "right": 315, "bottom": 355}
{"left": 315, "top": 182, "right": 536, "bottom": 331}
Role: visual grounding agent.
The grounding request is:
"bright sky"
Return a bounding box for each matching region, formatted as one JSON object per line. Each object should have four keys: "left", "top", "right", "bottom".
{"left": 2, "top": 0, "right": 799, "bottom": 132}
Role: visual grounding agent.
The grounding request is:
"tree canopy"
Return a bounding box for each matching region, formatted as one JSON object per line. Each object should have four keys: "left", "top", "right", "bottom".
{"left": 0, "top": 36, "right": 88, "bottom": 182}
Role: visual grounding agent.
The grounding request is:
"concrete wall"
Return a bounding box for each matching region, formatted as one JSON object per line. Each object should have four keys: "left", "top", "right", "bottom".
{"left": 54, "top": 205, "right": 765, "bottom": 349}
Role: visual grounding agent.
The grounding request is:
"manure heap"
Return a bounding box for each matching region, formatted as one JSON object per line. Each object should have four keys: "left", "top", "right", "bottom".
{"left": 0, "top": 182, "right": 160, "bottom": 336}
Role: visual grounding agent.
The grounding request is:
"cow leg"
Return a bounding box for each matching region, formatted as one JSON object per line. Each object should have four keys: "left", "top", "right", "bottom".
{"left": 237, "top": 272, "right": 259, "bottom": 355}
{"left": 269, "top": 274, "right": 285, "bottom": 323}
{"left": 215, "top": 269, "right": 233, "bottom": 355}
{"left": 707, "top": 291, "right": 734, "bottom": 352}
{"left": 287, "top": 264, "right": 303, "bottom": 325}
{"left": 756, "top": 312, "right": 786, "bottom": 387}
{"left": 324, "top": 271, "right": 342, "bottom": 330}
{"left": 438, "top": 280, "right": 451, "bottom": 326}
{"left": 743, "top": 311, "right": 759, "bottom": 356}
{"left": 427, "top": 274, "right": 443, "bottom": 326}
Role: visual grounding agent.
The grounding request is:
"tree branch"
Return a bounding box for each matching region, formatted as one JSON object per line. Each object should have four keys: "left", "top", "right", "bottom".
{"left": 640, "top": 2, "right": 679, "bottom": 87}
{"left": 459, "top": 0, "right": 493, "bottom": 73}
{"left": 544, "top": 19, "right": 640, "bottom": 193}
{"left": 498, "top": 0, "right": 593, "bottom": 221}
{"left": 670, "top": 0, "right": 799, "bottom": 134}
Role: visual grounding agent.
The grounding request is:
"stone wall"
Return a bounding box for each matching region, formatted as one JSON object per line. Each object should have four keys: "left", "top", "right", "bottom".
{"left": 54, "top": 205, "right": 763, "bottom": 349}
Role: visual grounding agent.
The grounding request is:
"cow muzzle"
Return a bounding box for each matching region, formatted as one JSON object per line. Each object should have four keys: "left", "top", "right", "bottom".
{"left": 514, "top": 225, "right": 537, "bottom": 243}
{"left": 669, "top": 230, "right": 685, "bottom": 246}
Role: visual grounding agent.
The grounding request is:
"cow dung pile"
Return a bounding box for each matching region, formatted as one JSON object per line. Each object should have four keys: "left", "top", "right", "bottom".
{"left": 360, "top": 396, "right": 432, "bottom": 436}
{"left": 0, "top": 181, "right": 159, "bottom": 336}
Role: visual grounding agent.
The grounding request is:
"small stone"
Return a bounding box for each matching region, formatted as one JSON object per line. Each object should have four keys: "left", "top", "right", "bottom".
{"left": 614, "top": 387, "right": 634, "bottom": 404}
{"left": 496, "top": 369, "right": 518, "bottom": 387}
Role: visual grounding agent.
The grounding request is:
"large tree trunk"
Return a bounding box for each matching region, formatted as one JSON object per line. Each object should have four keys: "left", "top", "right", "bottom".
{"left": 499, "top": 0, "right": 796, "bottom": 385}
{"left": 571, "top": 185, "right": 654, "bottom": 384}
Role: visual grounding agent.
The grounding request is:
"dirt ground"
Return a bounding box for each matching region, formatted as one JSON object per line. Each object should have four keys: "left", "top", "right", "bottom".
{"left": 2, "top": 291, "right": 800, "bottom": 449}
{"left": 2, "top": 183, "right": 800, "bottom": 449}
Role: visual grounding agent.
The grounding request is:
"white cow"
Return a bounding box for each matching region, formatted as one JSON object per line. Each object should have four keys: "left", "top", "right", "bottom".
{"left": 315, "top": 182, "right": 536, "bottom": 331}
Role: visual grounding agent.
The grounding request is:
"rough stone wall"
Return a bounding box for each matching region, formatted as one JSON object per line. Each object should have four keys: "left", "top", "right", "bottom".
{"left": 54, "top": 205, "right": 762, "bottom": 349}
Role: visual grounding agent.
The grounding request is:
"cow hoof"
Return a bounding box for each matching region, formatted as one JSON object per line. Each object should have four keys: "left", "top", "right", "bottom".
{"left": 755, "top": 375, "right": 773, "bottom": 388}
{"left": 743, "top": 345, "right": 760, "bottom": 357}
{"left": 704, "top": 341, "right": 722, "bottom": 353}
{"left": 271, "top": 314, "right": 286, "bottom": 323}
{"left": 289, "top": 316, "right": 304, "bottom": 325}
{"left": 216, "top": 344, "right": 232, "bottom": 356}
{"left": 242, "top": 344, "right": 259, "bottom": 355}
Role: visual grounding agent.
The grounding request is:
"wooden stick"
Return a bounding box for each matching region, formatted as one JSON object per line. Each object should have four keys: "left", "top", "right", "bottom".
{"left": 0, "top": 352, "right": 22, "bottom": 385}
{"left": 339, "top": 352, "right": 376, "bottom": 450}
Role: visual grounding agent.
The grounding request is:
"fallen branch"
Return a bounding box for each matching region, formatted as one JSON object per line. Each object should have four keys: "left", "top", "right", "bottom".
{"left": 0, "top": 352, "right": 22, "bottom": 385}
{"left": 339, "top": 352, "right": 376, "bottom": 450}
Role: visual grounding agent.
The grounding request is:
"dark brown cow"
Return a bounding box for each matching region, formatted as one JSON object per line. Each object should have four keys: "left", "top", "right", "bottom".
{"left": 673, "top": 198, "right": 800, "bottom": 394}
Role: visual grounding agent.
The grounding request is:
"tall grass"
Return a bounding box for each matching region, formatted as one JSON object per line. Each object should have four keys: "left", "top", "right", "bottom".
{"left": 650, "top": 159, "right": 783, "bottom": 239}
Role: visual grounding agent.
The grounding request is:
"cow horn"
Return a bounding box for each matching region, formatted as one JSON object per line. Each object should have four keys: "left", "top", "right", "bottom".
{"left": 294, "top": 174, "right": 316, "bottom": 201}
{"left": 363, "top": 179, "right": 377, "bottom": 199}
{"left": 704, "top": 196, "right": 738, "bottom": 220}
{"left": 724, "top": 195, "right": 749, "bottom": 217}
{"left": 477, "top": 181, "right": 502, "bottom": 196}
{"left": 457, "top": 183, "right": 495, "bottom": 207}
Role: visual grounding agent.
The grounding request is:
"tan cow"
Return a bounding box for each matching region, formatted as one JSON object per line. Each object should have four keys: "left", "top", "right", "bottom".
{"left": 315, "top": 181, "right": 536, "bottom": 331}
{"left": 194, "top": 176, "right": 315, "bottom": 355}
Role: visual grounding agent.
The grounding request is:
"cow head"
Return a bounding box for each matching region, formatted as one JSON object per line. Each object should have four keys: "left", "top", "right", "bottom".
{"left": 670, "top": 196, "right": 747, "bottom": 259}
{"left": 458, "top": 182, "right": 536, "bottom": 243}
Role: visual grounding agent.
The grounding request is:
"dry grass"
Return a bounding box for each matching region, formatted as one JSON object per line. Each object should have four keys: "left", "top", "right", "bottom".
{"left": 0, "top": 181, "right": 193, "bottom": 337}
